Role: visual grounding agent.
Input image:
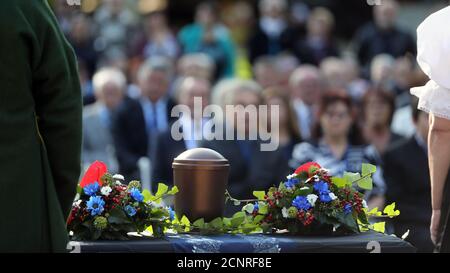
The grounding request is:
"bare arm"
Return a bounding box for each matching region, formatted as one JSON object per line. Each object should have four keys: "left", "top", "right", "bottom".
{"left": 428, "top": 113, "right": 450, "bottom": 244}
{"left": 428, "top": 114, "right": 450, "bottom": 210}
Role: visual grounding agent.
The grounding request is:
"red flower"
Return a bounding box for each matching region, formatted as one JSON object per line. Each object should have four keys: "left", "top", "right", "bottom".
{"left": 80, "top": 161, "right": 108, "bottom": 188}
{"left": 294, "top": 162, "right": 322, "bottom": 176}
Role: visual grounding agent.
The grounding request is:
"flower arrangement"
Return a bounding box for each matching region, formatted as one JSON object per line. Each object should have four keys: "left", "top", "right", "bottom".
{"left": 230, "top": 162, "right": 400, "bottom": 235}
{"left": 67, "top": 161, "right": 178, "bottom": 240}
{"left": 68, "top": 161, "right": 399, "bottom": 240}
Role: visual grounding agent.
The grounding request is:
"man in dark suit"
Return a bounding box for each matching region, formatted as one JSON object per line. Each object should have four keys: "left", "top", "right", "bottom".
{"left": 353, "top": 0, "right": 416, "bottom": 71}
{"left": 247, "top": 0, "right": 295, "bottom": 64}
{"left": 112, "top": 57, "right": 176, "bottom": 180}
{"left": 383, "top": 98, "right": 448, "bottom": 252}
{"left": 152, "top": 77, "right": 211, "bottom": 191}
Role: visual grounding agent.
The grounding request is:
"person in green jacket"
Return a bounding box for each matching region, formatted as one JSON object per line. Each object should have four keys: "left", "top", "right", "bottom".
{"left": 0, "top": 0, "right": 82, "bottom": 252}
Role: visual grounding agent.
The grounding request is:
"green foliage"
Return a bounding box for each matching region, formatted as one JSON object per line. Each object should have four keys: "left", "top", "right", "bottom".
{"left": 253, "top": 191, "right": 266, "bottom": 200}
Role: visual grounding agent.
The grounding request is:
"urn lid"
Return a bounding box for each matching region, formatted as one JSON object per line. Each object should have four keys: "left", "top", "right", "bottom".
{"left": 173, "top": 148, "right": 229, "bottom": 168}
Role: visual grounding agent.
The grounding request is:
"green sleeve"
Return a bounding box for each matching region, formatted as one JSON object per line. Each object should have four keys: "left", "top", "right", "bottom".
{"left": 31, "top": 0, "right": 83, "bottom": 217}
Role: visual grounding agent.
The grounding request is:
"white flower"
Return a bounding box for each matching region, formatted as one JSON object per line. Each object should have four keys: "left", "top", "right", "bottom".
{"left": 313, "top": 175, "right": 320, "bottom": 181}
{"left": 300, "top": 186, "right": 310, "bottom": 190}
{"left": 115, "top": 181, "right": 122, "bottom": 186}
{"left": 113, "top": 174, "right": 125, "bottom": 180}
{"left": 100, "top": 186, "right": 112, "bottom": 196}
{"left": 281, "top": 207, "right": 289, "bottom": 218}
{"left": 73, "top": 199, "right": 82, "bottom": 207}
{"left": 306, "top": 194, "right": 318, "bottom": 207}
{"left": 329, "top": 192, "right": 338, "bottom": 200}
{"left": 362, "top": 200, "right": 368, "bottom": 208}
{"left": 286, "top": 173, "right": 296, "bottom": 179}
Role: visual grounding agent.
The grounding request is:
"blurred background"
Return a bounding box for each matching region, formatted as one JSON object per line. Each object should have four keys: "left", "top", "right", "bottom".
{"left": 53, "top": 0, "right": 449, "bottom": 252}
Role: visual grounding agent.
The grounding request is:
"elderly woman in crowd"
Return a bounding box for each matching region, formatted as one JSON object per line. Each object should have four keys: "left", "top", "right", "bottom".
{"left": 290, "top": 90, "right": 385, "bottom": 209}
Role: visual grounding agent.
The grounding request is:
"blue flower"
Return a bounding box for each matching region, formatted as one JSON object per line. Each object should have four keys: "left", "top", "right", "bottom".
{"left": 313, "top": 181, "right": 330, "bottom": 194}
{"left": 292, "top": 196, "right": 312, "bottom": 211}
{"left": 319, "top": 193, "right": 332, "bottom": 203}
{"left": 285, "top": 178, "right": 300, "bottom": 189}
{"left": 125, "top": 205, "right": 137, "bottom": 217}
{"left": 86, "top": 195, "right": 105, "bottom": 216}
{"left": 253, "top": 202, "right": 259, "bottom": 212}
{"left": 344, "top": 203, "right": 352, "bottom": 214}
{"left": 129, "top": 188, "right": 144, "bottom": 202}
{"left": 83, "top": 181, "right": 100, "bottom": 196}
{"left": 168, "top": 207, "right": 175, "bottom": 221}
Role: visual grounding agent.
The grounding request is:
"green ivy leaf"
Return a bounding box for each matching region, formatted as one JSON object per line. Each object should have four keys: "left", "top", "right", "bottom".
{"left": 167, "top": 186, "right": 179, "bottom": 195}
{"left": 331, "top": 177, "right": 348, "bottom": 188}
{"left": 258, "top": 202, "right": 268, "bottom": 215}
{"left": 223, "top": 218, "right": 231, "bottom": 227}
{"left": 193, "top": 218, "right": 205, "bottom": 229}
{"left": 366, "top": 207, "right": 382, "bottom": 217}
{"left": 372, "top": 221, "right": 386, "bottom": 233}
{"left": 180, "top": 215, "right": 190, "bottom": 227}
{"left": 357, "top": 176, "right": 373, "bottom": 190}
{"left": 155, "top": 183, "right": 169, "bottom": 197}
{"left": 253, "top": 191, "right": 266, "bottom": 200}
{"left": 253, "top": 215, "right": 265, "bottom": 224}
{"left": 383, "top": 202, "right": 400, "bottom": 218}
{"left": 362, "top": 163, "right": 377, "bottom": 176}
{"left": 142, "top": 189, "right": 152, "bottom": 202}
{"left": 343, "top": 172, "right": 361, "bottom": 184}
{"left": 242, "top": 203, "right": 254, "bottom": 214}
{"left": 231, "top": 212, "right": 246, "bottom": 227}
{"left": 210, "top": 217, "right": 223, "bottom": 229}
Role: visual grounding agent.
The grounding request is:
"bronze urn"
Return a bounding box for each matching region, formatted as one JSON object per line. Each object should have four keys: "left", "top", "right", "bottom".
{"left": 172, "top": 148, "right": 230, "bottom": 222}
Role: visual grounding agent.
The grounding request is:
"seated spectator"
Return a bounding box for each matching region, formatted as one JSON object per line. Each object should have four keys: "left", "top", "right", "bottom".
{"left": 177, "top": 53, "right": 216, "bottom": 82}
{"left": 353, "top": 0, "right": 416, "bottom": 71}
{"left": 68, "top": 14, "right": 98, "bottom": 79}
{"left": 152, "top": 77, "right": 211, "bottom": 188}
{"left": 290, "top": 91, "right": 384, "bottom": 208}
{"left": 275, "top": 53, "right": 299, "bottom": 89}
{"left": 178, "top": 1, "right": 236, "bottom": 79}
{"left": 112, "top": 57, "right": 176, "bottom": 180}
{"left": 82, "top": 67, "right": 126, "bottom": 173}
{"left": 383, "top": 97, "right": 447, "bottom": 252}
{"left": 360, "top": 89, "right": 404, "bottom": 209}
{"left": 262, "top": 86, "right": 302, "bottom": 162}
{"left": 202, "top": 79, "right": 286, "bottom": 207}
{"left": 361, "top": 89, "right": 404, "bottom": 157}
{"left": 370, "top": 54, "right": 396, "bottom": 93}
{"left": 129, "top": 10, "right": 179, "bottom": 60}
{"left": 78, "top": 60, "right": 95, "bottom": 106}
{"left": 93, "top": 0, "right": 138, "bottom": 63}
{"left": 342, "top": 56, "right": 370, "bottom": 103}
{"left": 289, "top": 65, "right": 324, "bottom": 141}
{"left": 320, "top": 57, "right": 349, "bottom": 90}
{"left": 292, "top": 7, "right": 339, "bottom": 65}
{"left": 253, "top": 56, "right": 280, "bottom": 89}
{"left": 248, "top": 0, "right": 293, "bottom": 63}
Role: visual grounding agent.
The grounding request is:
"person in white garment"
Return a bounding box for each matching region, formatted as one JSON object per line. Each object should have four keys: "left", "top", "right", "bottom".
{"left": 410, "top": 6, "right": 450, "bottom": 252}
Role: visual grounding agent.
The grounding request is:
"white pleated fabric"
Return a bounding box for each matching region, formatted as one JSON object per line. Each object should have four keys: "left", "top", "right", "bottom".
{"left": 410, "top": 6, "right": 450, "bottom": 120}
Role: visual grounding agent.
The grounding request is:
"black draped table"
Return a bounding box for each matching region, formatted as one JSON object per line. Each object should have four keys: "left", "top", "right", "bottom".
{"left": 70, "top": 231, "right": 415, "bottom": 253}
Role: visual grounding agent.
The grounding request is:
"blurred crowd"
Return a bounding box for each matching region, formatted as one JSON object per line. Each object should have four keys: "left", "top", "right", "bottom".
{"left": 54, "top": 0, "right": 441, "bottom": 251}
